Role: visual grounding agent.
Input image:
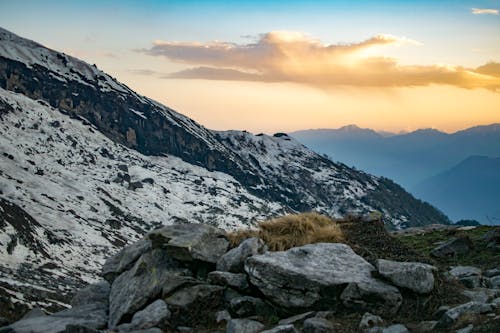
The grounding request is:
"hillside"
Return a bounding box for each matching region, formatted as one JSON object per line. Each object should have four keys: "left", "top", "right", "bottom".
{"left": 0, "top": 27, "right": 448, "bottom": 313}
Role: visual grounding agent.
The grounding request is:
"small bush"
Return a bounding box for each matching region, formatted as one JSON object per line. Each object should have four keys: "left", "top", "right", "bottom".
{"left": 228, "top": 212, "right": 344, "bottom": 251}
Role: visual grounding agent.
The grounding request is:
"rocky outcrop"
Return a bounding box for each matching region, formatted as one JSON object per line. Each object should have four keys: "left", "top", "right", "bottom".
{"left": 375, "top": 259, "right": 436, "bottom": 294}
{"left": 217, "top": 237, "right": 267, "bottom": 273}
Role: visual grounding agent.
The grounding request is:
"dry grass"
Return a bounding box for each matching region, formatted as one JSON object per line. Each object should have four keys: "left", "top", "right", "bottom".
{"left": 228, "top": 212, "right": 344, "bottom": 251}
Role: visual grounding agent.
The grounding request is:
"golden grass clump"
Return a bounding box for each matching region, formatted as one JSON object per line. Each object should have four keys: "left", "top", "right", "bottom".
{"left": 227, "top": 212, "right": 344, "bottom": 251}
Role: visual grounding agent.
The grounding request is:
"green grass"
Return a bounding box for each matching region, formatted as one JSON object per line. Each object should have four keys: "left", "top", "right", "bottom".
{"left": 395, "top": 226, "right": 500, "bottom": 270}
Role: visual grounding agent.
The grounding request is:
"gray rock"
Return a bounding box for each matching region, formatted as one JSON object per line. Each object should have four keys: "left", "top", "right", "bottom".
{"left": 245, "top": 243, "right": 394, "bottom": 310}
{"left": 260, "top": 325, "right": 298, "bottom": 333}
{"left": 70, "top": 280, "right": 110, "bottom": 307}
{"left": 340, "top": 280, "right": 402, "bottom": 316}
{"left": 460, "top": 276, "right": 482, "bottom": 289}
{"left": 164, "top": 284, "right": 224, "bottom": 326}
{"left": 449, "top": 266, "right": 482, "bottom": 278}
{"left": 488, "top": 275, "right": 500, "bottom": 289}
{"left": 215, "top": 310, "right": 231, "bottom": 324}
{"left": 176, "top": 327, "right": 193, "bottom": 333}
{"left": 102, "top": 239, "right": 151, "bottom": 282}
{"left": 278, "top": 312, "right": 315, "bottom": 325}
{"left": 492, "top": 297, "right": 500, "bottom": 306}
{"left": 208, "top": 271, "right": 249, "bottom": 291}
{"left": 375, "top": 259, "right": 436, "bottom": 294}
{"left": 148, "top": 223, "right": 228, "bottom": 263}
{"left": 431, "top": 237, "right": 470, "bottom": 257}
{"left": 484, "top": 267, "right": 500, "bottom": 278}
{"left": 226, "top": 318, "right": 265, "bottom": 333}
{"left": 21, "top": 308, "right": 46, "bottom": 320}
{"left": 381, "top": 324, "right": 409, "bottom": 333}
{"left": 228, "top": 296, "right": 275, "bottom": 318}
{"left": 217, "top": 237, "right": 267, "bottom": 273}
{"left": 302, "top": 317, "right": 335, "bottom": 333}
{"left": 117, "top": 299, "right": 170, "bottom": 331}
{"left": 455, "top": 324, "right": 474, "bottom": 333}
{"left": 359, "top": 313, "right": 384, "bottom": 332}
{"left": 108, "top": 248, "right": 191, "bottom": 328}
{"left": 4, "top": 303, "right": 107, "bottom": 333}
{"left": 438, "top": 301, "right": 496, "bottom": 327}
{"left": 462, "top": 288, "right": 499, "bottom": 303}
{"left": 63, "top": 325, "right": 98, "bottom": 333}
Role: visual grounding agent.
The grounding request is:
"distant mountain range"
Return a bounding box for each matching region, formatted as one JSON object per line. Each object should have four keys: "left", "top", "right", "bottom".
{"left": 291, "top": 124, "right": 500, "bottom": 224}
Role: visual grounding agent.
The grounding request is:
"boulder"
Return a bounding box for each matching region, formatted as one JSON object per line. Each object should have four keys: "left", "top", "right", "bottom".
{"left": 228, "top": 296, "right": 275, "bottom": 318}
{"left": 375, "top": 259, "right": 436, "bottom": 294}
{"left": 260, "top": 325, "right": 299, "bottom": 333}
{"left": 164, "top": 284, "right": 224, "bottom": 327}
{"left": 381, "top": 324, "right": 409, "bottom": 333}
{"left": 116, "top": 299, "right": 170, "bottom": 331}
{"left": 449, "top": 266, "right": 482, "bottom": 289}
{"left": 70, "top": 280, "right": 110, "bottom": 307}
{"left": 278, "top": 312, "right": 315, "bottom": 325}
{"left": 245, "top": 243, "right": 391, "bottom": 310}
{"left": 108, "top": 249, "right": 191, "bottom": 328}
{"left": 148, "top": 223, "right": 228, "bottom": 264}
{"left": 462, "top": 288, "right": 500, "bottom": 303}
{"left": 340, "top": 280, "right": 402, "bottom": 316}
{"left": 359, "top": 313, "right": 384, "bottom": 332}
{"left": 302, "top": 317, "right": 335, "bottom": 333}
{"left": 431, "top": 237, "right": 470, "bottom": 257}
{"left": 21, "top": 308, "right": 46, "bottom": 320}
{"left": 226, "top": 318, "right": 265, "bottom": 333}
{"left": 215, "top": 310, "right": 231, "bottom": 324}
{"left": 102, "top": 238, "right": 151, "bottom": 282}
{"left": 208, "top": 271, "right": 249, "bottom": 291}
{"left": 217, "top": 237, "right": 267, "bottom": 273}
{"left": 437, "top": 301, "right": 496, "bottom": 327}
{"left": 484, "top": 267, "right": 500, "bottom": 278}
{"left": 2, "top": 303, "right": 107, "bottom": 333}
{"left": 488, "top": 276, "right": 500, "bottom": 289}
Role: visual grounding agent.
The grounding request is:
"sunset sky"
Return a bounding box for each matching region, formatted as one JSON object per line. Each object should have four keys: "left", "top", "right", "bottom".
{"left": 1, "top": 0, "right": 499, "bottom": 133}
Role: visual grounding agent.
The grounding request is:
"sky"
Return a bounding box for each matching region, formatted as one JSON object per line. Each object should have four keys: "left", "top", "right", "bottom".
{"left": 0, "top": 0, "right": 499, "bottom": 133}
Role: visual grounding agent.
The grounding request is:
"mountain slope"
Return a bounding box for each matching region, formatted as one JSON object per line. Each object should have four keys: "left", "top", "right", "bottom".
{"left": 0, "top": 27, "right": 449, "bottom": 313}
{"left": 413, "top": 156, "right": 500, "bottom": 223}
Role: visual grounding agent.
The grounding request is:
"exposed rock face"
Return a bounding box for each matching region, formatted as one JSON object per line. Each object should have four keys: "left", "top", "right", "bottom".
{"left": 217, "top": 237, "right": 267, "bottom": 273}
{"left": 244, "top": 243, "right": 399, "bottom": 312}
{"left": 375, "top": 259, "right": 436, "bottom": 294}
{"left": 148, "top": 224, "right": 228, "bottom": 264}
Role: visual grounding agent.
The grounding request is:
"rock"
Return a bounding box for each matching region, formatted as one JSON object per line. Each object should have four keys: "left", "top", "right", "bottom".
{"left": 359, "top": 313, "right": 384, "bottom": 332}
{"left": 208, "top": 271, "right": 249, "bottom": 291}
{"left": 148, "top": 223, "right": 228, "bottom": 263}
{"left": 432, "top": 306, "right": 450, "bottom": 319}
{"left": 455, "top": 324, "right": 474, "bottom": 333}
{"left": 484, "top": 267, "right": 500, "bottom": 278}
{"left": 108, "top": 248, "right": 191, "bottom": 328}
{"left": 488, "top": 276, "right": 500, "bottom": 289}
{"left": 21, "top": 308, "right": 46, "bottom": 320}
{"left": 228, "top": 296, "right": 275, "bottom": 318}
{"left": 406, "top": 321, "right": 437, "bottom": 333}
{"left": 245, "top": 243, "right": 391, "bottom": 310}
{"left": 314, "top": 312, "right": 335, "bottom": 320}
{"left": 3, "top": 303, "right": 107, "bottom": 333}
{"left": 217, "top": 237, "right": 267, "bottom": 273}
{"left": 375, "top": 259, "right": 436, "bottom": 294}
{"left": 381, "top": 324, "right": 409, "bottom": 333}
{"left": 63, "top": 325, "right": 98, "bottom": 333}
{"left": 117, "top": 299, "right": 170, "bottom": 331}
{"left": 102, "top": 238, "right": 151, "bottom": 282}
{"left": 431, "top": 237, "right": 471, "bottom": 257}
{"left": 437, "top": 301, "right": 496, "bottom": 327}
{"left": 449, "top": 266, "right": 482, "bottom": 289}
{"left": 70, "top": 280, "right": 110, "bottom": 307}
{"left": 462, "top": 288, "right": 500, "bottom": 303}
{"left": 340, "top": 280, "right": 402, "bottom": 316}
{"left": 164, "top": 284, "right": 224, "bottom": 327}
{"left": 215, "top": 310, "right": 231, "bottom": 324}
{"left": 226, "top": 318, "right": 265, "bottom": 333}
{"left": 482, "top": 228, "right": 500, "bottom": 247}
{"left": 260, "top": 325, "right": 298, "bottom": 333}
{"left": 302, "top": 317, "right": 335, "bottom": 333}
{"left": 492, "top": 297, "right": 500, "bottom": 306}
{"left": 278, "top": 312, "right": 315, "bottom": 325}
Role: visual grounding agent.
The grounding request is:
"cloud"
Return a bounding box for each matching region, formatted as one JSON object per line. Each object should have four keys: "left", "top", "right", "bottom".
{"left": 141, "top": 31, "right": 500, "bottom": 91}
{"left": 471, "top": 8, "right": 499, "bottom": 15}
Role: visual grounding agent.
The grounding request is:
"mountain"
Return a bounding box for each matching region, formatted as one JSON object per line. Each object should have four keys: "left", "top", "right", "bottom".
{"left": 0, "top": 27, "right": 448, "bottom": 313}
{"left": 413, "top": 156, "right": 500, "bottom": 223}
{"left": 291, "top": 125, "right": 500, "bottom": 224}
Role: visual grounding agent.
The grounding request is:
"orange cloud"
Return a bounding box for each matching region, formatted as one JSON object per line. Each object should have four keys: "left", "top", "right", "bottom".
{"left": 471, "top": 8, "right": 499, "bottom": 15}
{"left": 141, "top": 31, "right": 500, "bottom": 91}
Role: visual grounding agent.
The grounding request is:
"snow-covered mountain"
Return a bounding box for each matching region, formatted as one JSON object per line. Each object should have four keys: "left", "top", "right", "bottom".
{"left": 0, "top": 27, "right": 448, "bottom": 316}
